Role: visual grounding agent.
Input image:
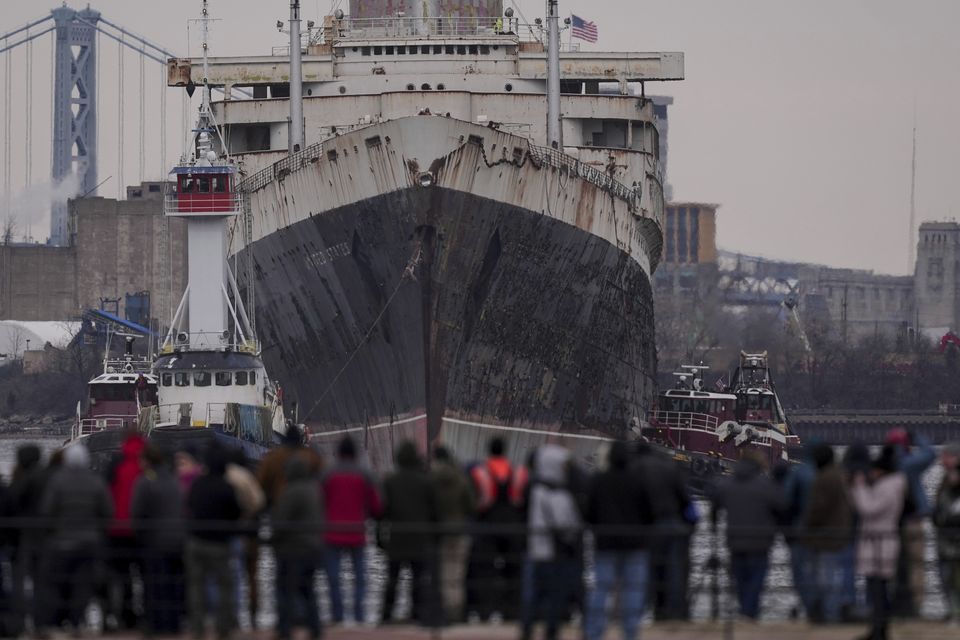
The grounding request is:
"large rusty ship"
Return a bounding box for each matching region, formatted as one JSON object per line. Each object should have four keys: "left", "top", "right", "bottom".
{"left": 167, "top": 1, "right": 683, "bottom": 467}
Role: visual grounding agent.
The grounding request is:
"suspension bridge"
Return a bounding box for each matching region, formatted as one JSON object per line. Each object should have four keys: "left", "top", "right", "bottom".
{"left": 0, "top": 3, "right": 194, "bottom": 247}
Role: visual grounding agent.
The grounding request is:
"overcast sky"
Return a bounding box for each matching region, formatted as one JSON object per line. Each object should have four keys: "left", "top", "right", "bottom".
{"left": 2, "top": 0, "right": 958, "bottom": 275}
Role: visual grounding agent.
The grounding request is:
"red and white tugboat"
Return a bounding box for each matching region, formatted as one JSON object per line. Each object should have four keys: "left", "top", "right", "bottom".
{"left": 646, "top": 351, "right": 801, "bottom": 482}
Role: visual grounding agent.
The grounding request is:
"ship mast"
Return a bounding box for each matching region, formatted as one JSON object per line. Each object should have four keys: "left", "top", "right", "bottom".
{"left": 545, "top": 0, "right": 562, "bottom": 148}
{"left": 288, "top": 0, "right": 304, "bottom": 153}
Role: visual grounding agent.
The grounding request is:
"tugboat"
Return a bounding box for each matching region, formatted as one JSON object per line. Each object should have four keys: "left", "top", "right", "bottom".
{"left": 646, "top": 351, "right": 801, "bottom": 484}
{"left": 141, "top": 3, "right": 286, "bottom": 459}
{"left": 72, "top": 330, "right": 157, "bottom": 469}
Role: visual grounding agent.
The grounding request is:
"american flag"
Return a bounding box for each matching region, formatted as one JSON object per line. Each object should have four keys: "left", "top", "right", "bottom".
{"left": 715, "top": 376, "right": 727, "bottom": 391}
{"left": 570, "top": 14, "right": 598, "bottom": 43}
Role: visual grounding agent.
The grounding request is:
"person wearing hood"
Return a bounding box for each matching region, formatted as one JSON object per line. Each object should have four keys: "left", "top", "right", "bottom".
{"left": 131, "top": 444, "right": 186, "bottom": 636}
{"left": 380, "top": 440, "right": 439, "bottom": 626}
{"left": 430, "top": 445, "right": 475, "bottom": 624}
{"left": 851, "top": 444, "right": 907, "bottom": 640}
{"left": 185, "top": 444, "right": 243, "bottom": 640}
{"left": 271, "top": 455, "right": 324, "bottom": 640}
{"left": 585, "top": 441, "right": 654, "bottom": 640}
{"left": 257, "top": 423, "right": 321, "bottom": 505}
{"left": 105, "top": 430, "right": 146, "bottom": 631}
{"left": 38, "top": 443, "right": 113, "bottom": 636}
{"left": 713, "top": 450, "right": 787, "bottom": 620}
{"left": 520, "top": 444, "right": 582, "bottom": 640}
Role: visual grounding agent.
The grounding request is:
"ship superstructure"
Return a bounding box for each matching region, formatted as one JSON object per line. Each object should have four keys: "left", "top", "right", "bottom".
{"left": 166, "top": 1, "right": 684, "bottom": 467}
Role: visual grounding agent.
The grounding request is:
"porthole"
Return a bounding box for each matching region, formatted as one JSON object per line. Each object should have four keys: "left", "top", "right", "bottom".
{"left": 307, "top": 89, "right": 313, "bottom": 96}
{"left": 437, "top": 83, "right": 446, "bottom": 90}
{"left": 505, "top": 83, "right": 514, "bottom": 92}
{"left": 421, "top": 83, "right": 432, "bottom": 90}
{"left": 407, "top": 83, "right": 415, "bottom": 90}
{"left": 339, "top": 86, "right": 346, "bottom": 94}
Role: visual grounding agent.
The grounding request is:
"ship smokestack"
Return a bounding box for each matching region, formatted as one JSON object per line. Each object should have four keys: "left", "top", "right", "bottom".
{"left": 348, "top": 1, "right": 503, "bottom": 19}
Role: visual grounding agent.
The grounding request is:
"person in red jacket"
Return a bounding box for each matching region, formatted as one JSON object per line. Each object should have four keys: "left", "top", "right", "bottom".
{"left": 321, "top": 436, "right": 382, "bottom": 625}
{"left": 106, "top": 431, "right": 146, "bottom": 631}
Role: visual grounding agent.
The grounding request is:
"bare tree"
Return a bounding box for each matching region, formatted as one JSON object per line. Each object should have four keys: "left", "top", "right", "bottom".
{"left": 1, "top": 214, "right": 17, "bottom": 245}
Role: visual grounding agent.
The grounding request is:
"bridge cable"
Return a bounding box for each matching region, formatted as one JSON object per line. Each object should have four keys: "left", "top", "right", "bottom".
{"left": 117, "top": 35, "right": 124, "bottom": 199}
{"left": 139, "top": 50, "right": 145, "bottom": 182}
{"left": 26, "top": 31, "right": 32, "bottom": 197}
{"left": 160, "top": 65, "right": 166, "bottom": 179}
{"left": 3, "top": 39, "right": 10, "bottom": 216}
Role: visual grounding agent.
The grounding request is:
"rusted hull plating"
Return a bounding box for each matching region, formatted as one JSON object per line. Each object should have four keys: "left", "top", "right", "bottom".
{"left": 238, "top": 186, "right": 656, "bottom": 466}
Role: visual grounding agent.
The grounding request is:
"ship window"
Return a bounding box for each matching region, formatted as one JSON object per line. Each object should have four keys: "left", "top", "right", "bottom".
{"left": 175, "top": 372, "right": 190, "bottom": 387}
{"left": 480, "top": 45, "right": 490, "bottom": 54}
{"left": 457, "top": 45, "right": 466, "bottom": 55}
{"left": 469, "top": 45, "right": 478, "bottom": 55}
{"left": 397, "top": 46, "right": 405, "bottom": 55}
{"left": 197, "top": 177, "right": 210, "bottom": 194}
{"left": 235, "top": 371, "right": 248, "bottom": 385}
{"left": 194, "top": 372, "right": 211, "bottom": 387}
{"left": 419, "top": 45, "right": 429, "bottom": 54}
{"left": 362, "top": 46, "right": 371, "bottom": 56}
{"left": 213, "top": 176, "right": 227, "bottom": 193}
{"left": 445, "top": 45, "right": 454, "bottom": 54}
{"left": 374, "top": 46, "right": 383, "bottom": 55}
{"left": 215, "top": 372, "right": 232, "bottom": 386}
{"left": 385, "top": 46, "right": 394, "bottom": 54}
{"left": 249, "top": 371, "right": 257, "bottom": 385}
{"left": 181, "top": 177, "right": 196, "bottom": 193}
{"left": 433, "top": 45, "right": 442, "bottom": 54}
{"left": 161, "top": 373, "right": 173, "bottom": 387}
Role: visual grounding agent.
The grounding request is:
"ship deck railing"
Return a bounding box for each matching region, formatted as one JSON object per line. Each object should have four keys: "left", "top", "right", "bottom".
{"left": 163, "top": 192, "right": 245, "bottom": 216}
{"left": 322, "top": 17, "right": 544, "bottom": 44}
{"left": 651, "top": 410, "right": 720, "bottom": 434}
{"left": 74, "top": 415, "right": 134, "bottom": 439}
{"left": 159, "top": 334, "right": 260, "bottom": 354}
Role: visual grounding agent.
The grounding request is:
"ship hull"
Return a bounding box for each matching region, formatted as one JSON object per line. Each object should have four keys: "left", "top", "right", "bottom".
{"left": 237, "top": 116, "right": 661, "bottom": 467}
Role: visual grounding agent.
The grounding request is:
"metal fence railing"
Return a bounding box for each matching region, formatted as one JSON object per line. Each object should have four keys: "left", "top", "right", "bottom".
{"left": 0, "top": 516, "right": 952, "bottom": 636}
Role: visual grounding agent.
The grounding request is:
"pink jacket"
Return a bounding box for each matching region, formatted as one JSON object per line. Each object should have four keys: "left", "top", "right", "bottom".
{"left": 851, "top": 472, "right": 907, "bottom": 578}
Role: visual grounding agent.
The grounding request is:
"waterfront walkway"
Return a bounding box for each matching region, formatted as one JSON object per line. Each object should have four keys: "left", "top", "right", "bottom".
{"left": 48, "top": 621, "right": 956, "bottom": 639}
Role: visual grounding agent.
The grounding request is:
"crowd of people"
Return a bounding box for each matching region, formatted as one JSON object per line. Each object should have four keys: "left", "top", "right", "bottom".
{"left": 0, "top": 426, "right": 957, "bottom": 640}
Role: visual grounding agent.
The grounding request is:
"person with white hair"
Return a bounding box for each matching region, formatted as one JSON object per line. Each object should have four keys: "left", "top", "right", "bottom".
{"left": 37, "top": 443, "right": 113, "bottom": 636}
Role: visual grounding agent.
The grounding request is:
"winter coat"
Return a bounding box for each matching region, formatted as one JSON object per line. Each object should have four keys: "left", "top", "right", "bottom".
{"left": 186, "top": 464, "right": 243, "bottom": 544}
{"left": 586, "top": 442, "right": 655, "bottom": 551}
{"left": 934, "top": 472, "right": 960, "bottom": 560}
{"left": 898, "top": 434, "right": 936, "bottom": 518}
{"left": 108, "top": 434, "right": 145, "bottom": 537}
{"left": 633, "top": 445, "right": 693, "bottom": 532}
{"left": 41, "top": 465, "right": 114, "bottom": 551}
{"left": 381, "top": 442, "right": 438, "bottom": 560}
{"left": 851, "top": 472, "right": 906, "bottom": 578}
{"left": 322, "top": 459, "right": 382, "bottom": 547}
{"left": 258, "top": 445, "right": 322, "bottom": 505}
{"left": 431, "top": 459, "right": 475, "bottom": 529}
{"left": 271, "top": 456, "right": 324, "bottom": 553}
{"left": 527, "top": 445, "right": 582, "bottom": 562}
{"left": 714, "top": 457, "right": 787, "bottom": 554}
{"left": 130, "top": 466, "right": 185, "bottom": 553}
{"left": 802, "top": 464, "right": 853, "bottom": 552}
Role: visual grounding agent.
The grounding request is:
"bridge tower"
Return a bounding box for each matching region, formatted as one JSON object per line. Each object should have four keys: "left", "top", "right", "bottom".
{"left": 50, "top": 6, "right": 100, "bottom": 246}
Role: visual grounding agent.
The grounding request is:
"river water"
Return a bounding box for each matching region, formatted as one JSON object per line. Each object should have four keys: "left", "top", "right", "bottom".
{"left": 0, "top": 436, "right": 950, "bottom": 624}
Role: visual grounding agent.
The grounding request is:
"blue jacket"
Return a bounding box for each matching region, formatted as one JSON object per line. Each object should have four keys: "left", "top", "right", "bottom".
{"left": 899, "top": 434, "right": 936, "bottom": 517}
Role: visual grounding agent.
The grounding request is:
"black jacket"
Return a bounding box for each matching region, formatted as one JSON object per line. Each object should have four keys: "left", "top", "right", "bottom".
{"left": 187, "top": 471, "right": 242, "bottom": 543}
{"left": 131, "top": 467, "right": 185, "bottom": 552}
{"left": 381, "top": 442, "right": 438, "bottom": 560}
{"left": 586, "top": 444, "right": 655, "bottom": 551}
{"left": 714, "top": 458, "right": 787, "bottom": 554}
